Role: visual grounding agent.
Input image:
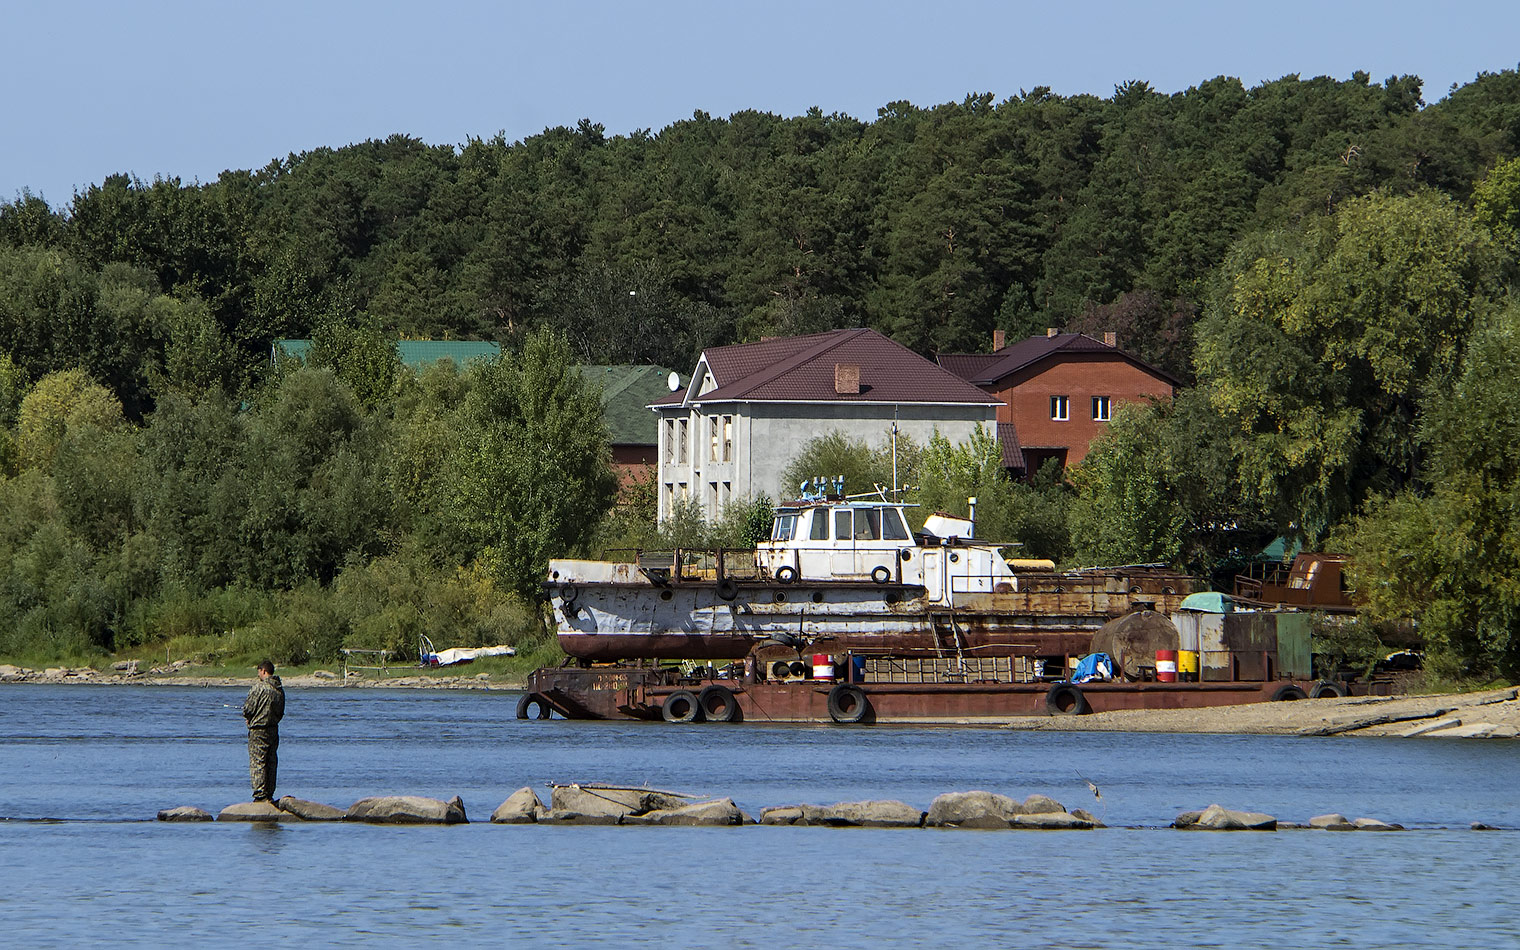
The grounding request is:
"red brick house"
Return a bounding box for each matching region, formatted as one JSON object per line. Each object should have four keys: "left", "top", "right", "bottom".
{"left": 938, "top": 330, "right": 1179, "bottom": 475}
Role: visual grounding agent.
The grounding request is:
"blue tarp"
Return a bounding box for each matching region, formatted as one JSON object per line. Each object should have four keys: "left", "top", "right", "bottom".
{"left": 1071, "top": 653, "right": 1114, "bottom": 684}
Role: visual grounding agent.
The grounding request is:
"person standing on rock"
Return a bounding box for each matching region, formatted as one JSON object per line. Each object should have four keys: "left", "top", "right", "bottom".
{"left": 242, "top": 660, "right": 285, "bottom": 802}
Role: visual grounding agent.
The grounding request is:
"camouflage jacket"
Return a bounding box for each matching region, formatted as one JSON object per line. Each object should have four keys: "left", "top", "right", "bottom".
{"left": 242, "top": 675, "right": 285, "bottom": 730}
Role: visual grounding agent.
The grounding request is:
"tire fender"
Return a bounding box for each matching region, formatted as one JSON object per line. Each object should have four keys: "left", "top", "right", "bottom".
{"left": 697, "top": 684, "right": 739, "bottom": 722}
{"left": 515, "top": 693, "right": 552, "bottom": 720}
{"left": 827, "top": 684, "right": 870, "bottom": 724}
{"left": 661, "top": 689, "right": 703, "bottom": 723}
{"left": 1044, "top": 683, "right": 1089, "bottom": 716}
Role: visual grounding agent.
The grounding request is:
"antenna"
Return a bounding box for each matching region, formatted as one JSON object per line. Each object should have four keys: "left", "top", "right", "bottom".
{"left": 891, "top": 405, "right": 900, "bottom": 501}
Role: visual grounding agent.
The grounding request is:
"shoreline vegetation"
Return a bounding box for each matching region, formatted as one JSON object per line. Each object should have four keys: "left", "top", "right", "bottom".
{"left": 6, "top": 660, "right": 1517, "bottom": 738}
{"left": 4, "top": 72, "right": 1520, "bottom": 683}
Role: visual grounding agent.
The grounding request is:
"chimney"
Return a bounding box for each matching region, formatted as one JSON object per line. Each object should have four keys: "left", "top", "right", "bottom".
{"left": 1046, "top": 327, "right": 1059, "bottom": 338}
{"left": 992, "top": 329, "right": 1005, "bottom": 351}
{"left": 1104, "top": 331, "right": 1118, "bottom": 348}
{"left": 834, "top": 363, "right": 861, "bottom": 395}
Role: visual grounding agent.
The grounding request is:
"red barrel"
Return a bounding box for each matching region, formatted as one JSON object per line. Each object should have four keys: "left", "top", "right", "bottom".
{"left": 1155, "top": 650, "right": 1178, "bottom": 682}
{"left": 812, "top": 653, "right": 835, "bottom": 681}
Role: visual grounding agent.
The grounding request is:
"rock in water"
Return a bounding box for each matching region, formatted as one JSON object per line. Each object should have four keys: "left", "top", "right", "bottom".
{"left": 547, "top": 784, "right": 687, "bottom": 821}
{"left": 925, "top": 791, "right": 1025, "bottom": 828}
{"left": 490, "top": 787, "right": 546, "bottom": 824}
{"left": 219, "top": 801, "right": 304, "bottom": 822}
{"left": 157, "top": 806, "right": 214, "bottom": 822}
{"left": 1352, "top": 817, "right": 1404, "bottom": 831}
{"left": 276, "top": 797, "right": 346, "bottom": 821}
{"left": 1177, "top": 804, "right": 1276, "bottom": 831}
{"left": 346, "top": 795, "right": 468, "bottom": 824}
{"left": 1309, "top": 813, "right": 1357, "bottom": 831}
{"left": 624, "top": 798, "right": 746, "bottom": 826}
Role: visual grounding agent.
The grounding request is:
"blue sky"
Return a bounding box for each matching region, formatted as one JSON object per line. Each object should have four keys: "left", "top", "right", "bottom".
{"left": 4, "top": 0, "right": 1518, "bottom": 205}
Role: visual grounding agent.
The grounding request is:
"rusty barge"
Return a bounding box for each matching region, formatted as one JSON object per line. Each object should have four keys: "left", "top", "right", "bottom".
{"left": 523, "top": 491, "right": 1342, "bottom": 724}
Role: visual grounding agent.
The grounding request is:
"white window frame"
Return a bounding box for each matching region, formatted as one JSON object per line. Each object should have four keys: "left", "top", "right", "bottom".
{"left": 1092, "top": 396, "right": 1111, "bottom": 421}
{"left": 1051, "top": 395, "right": 1070, "bottom": 421}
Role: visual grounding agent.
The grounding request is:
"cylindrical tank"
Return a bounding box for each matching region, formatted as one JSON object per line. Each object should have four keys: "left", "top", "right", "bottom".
{"left": 1177, "top": 650, "right": 1200, "bottom": 681}
{"left": 1155, "top": 649, "right": 1178, "bottom": 682}
{"left": 812, "top": 653, "right": 835, "bottom": 681}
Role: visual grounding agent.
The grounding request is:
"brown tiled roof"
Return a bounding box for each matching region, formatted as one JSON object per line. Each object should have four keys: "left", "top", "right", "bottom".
{"left": 940, "top": 333, "right": 1181, "bottom": 388}
{"left": 996, "top": 422, "right": 1025, "bottom": 471}
{"left": 655, "top": 329, "right": 999, "bottom": 406}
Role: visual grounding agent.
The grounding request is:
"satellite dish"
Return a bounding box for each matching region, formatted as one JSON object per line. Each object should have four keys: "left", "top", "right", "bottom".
{"left": 667, "top": 372, "right": 680, "bottom": 392}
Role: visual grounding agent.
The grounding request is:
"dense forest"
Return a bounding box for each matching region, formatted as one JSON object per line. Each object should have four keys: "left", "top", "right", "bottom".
{"left": 3, "top": 70, "right": 1519, "bottom": 678}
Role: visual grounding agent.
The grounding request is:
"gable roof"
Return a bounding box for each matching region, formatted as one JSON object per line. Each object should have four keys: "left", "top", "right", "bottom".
{"left": 578, "top": 365, "right": 679, "bottom": 445}
{"left": 938, "top": 333, "right": 1181, "bottom": 388}
{"left": 650, "top": 328, "right": 998, "bottom": 407}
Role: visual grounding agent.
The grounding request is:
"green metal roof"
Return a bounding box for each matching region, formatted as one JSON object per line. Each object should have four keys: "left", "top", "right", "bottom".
{"left": 274, "top": 339, "right": 501, "bottom": 368}
{"left": 578, "top": 365, "right": 681, "bottom": 446}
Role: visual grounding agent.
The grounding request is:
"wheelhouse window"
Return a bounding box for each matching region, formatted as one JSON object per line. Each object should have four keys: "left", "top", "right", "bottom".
{"left": 881, "top": 508, "right": 910, "bottom": 540}
{"left": 1092, "top": 396, "right": 1111, "bottom": 421}
{"left": 1051, "top": 395, "right": 1069, "bottom": 421}
{"left": 809, "top": 509, "right": 830, "bottom": 540}
{"left": 772, "top": 513, "right": 797, "bottom": 541}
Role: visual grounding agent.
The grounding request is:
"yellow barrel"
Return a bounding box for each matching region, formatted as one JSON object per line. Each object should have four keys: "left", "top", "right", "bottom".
{"left": 1177, "top": 650, "right": 1200, "bottom": 679}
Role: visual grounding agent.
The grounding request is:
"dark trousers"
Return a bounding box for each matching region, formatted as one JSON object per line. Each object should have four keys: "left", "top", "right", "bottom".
{"left": 248, "top": 727, "right": 279, "bottom": 801}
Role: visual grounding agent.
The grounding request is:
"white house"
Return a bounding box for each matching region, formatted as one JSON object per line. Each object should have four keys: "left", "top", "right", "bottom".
{"left": 649, "top": 328, "right": 1000, "bottom": 520}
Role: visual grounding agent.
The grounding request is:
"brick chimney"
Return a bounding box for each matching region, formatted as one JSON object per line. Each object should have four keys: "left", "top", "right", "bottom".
{"left": 992, "top": 329, "right": 1005, "bottom": 351}
{"left": 1046, "top": 327, "right": 1059, "bottom": 338}
{"left": 1104, "top": 331, "right": 1118, "bottom": 348}
{"left": 834, "top": 363, "right": 861, "bottom": 395}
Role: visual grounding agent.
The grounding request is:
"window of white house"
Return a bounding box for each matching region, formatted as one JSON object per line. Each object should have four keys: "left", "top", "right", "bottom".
{"left": 664, "top": 482, "right": 674, "bottom": 512}
{"left": 721, "top": 481, "right": 731, "bottom": 505}
{"left": 708, "top": 416, "right": 720, "bottom": 461}
{"left": 677, "top": 418, "right": 688, "bottom": 464}
{"left": 1051, "top": 395, "right": 1070, "bottom": 421}
{"left": 1092, "top": 396, "right": 1111, "bottom": 421}
{"left": 721, "top": 415, "right": 733, "bottom": 461}
{"left": 707, "top": 481, "right": 718, "bottom": 510}
{"left": 678, "top": 482, "right": 688, "bottom": 500}
{"left": 663, "top": 419, "right": 675, "bottom": 463}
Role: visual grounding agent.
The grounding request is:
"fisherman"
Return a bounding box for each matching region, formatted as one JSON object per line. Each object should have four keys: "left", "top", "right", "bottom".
{"left": 242, "top": 660, "right": 286, "bottom": 802}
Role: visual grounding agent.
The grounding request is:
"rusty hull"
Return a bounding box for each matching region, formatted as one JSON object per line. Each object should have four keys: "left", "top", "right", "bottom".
{"left": 525, "top": 666, "right": 1316, "bottom": 723}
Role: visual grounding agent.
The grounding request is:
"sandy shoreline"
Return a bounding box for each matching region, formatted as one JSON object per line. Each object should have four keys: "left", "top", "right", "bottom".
{"left": 5, "top": 664, "right": 1516, "bottom": 737}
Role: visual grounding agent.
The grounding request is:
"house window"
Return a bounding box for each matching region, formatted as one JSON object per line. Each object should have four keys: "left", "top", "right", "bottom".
{"left": 678, "top": 482, "right": 688, "bottom": 500}
{"left": 707, "top": 481, "right": 718, "bottom": 511}
{"left": 663, "top": 419, "right": 675, "bottom": 463}
{"left": 708, "top": 416, "right": 720, "bottom": 461}
{"left": 1050, "top": 395, "right": 1070, "bottom": 421}
{"left": 721, "top": 481, "right": 731, "bottom": 505}
{"left": 677, "top": 418, "right": 688, "bottom": 464}
{"left": 721, "top": 415, "right": 733, "bottom": 461}
{"left": 1092, "top": 396, "right": 1111, "bottom": 421}
{"left": 664, "top": 482, "right": 674, "bottom": 513}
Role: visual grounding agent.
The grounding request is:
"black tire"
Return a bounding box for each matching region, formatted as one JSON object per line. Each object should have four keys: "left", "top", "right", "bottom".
{"left": 698, "top": 684, "right": 739, "bottom": 722}
{"left": 827, "top": 684, "right": 870, "bottom": 724}
{"left": 558, "top": 583, "right": 578, "bottom": 604}
{"left": 1310, "top": 681, "right": 1345, "bottom": 699}
{"left": 870, "top": 565, "right": 892, "bottom": 584}
{"left": 661, "top": 689, "right": 702, "bottom": 723}
{"left": 775, "top": 565, "right": 797, "bottom": 584}
{"left": 515, "top": 693, "right": 552, "bottom": 720}
{"left": 1272, "top": 684, "right": 1309, "bottom": 702}
{"left": 1045, "top": 683, "right": 1089, "bottom": 716}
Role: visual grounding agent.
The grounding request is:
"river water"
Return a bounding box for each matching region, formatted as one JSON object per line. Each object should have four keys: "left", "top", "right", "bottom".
{"left": 1, "top": 685, "right": 1516, "bottom": 948}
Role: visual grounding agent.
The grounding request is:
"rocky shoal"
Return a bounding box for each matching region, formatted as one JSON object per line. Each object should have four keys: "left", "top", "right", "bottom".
{"left": 153, "top": 786, "right": 1478, "bottom": 831}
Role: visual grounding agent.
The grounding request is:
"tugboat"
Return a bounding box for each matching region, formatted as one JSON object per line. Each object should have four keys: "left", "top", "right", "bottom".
{"left": 547, "top": 479, "right": 1191, "bottom": 663}
{"left": 517, "top": 481, "right": 1341, "bottom": 724}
